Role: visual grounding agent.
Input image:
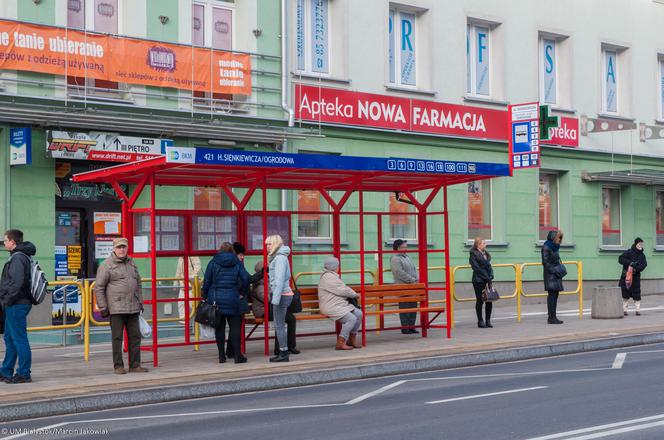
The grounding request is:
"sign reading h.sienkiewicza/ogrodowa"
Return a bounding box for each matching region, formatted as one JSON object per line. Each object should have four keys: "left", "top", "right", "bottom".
{"left": 46, "top": 131, "right": 173, "bottom": 162}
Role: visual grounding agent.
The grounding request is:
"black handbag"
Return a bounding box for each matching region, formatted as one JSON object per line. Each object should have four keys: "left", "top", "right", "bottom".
{"left": 481, "top": 282, "right": 500, "bottom": 302}
{"left": 288, "top": 276, "right": 303, "bottom": 313}
{"left": 195, "top": 300, "right": 220, "bottom": 328}
{"left": 348, "top": 297, "right": 360, "bottom": 309}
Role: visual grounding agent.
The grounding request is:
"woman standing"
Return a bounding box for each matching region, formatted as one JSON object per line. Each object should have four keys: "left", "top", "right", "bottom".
{"left": 266, "top": 235, "right": 294, "bottom": 363}
{"left": 469, "top": 238, "right": 494, "bottom": 328}
{"left": 542, "top": 230, "right": 567, "bottom": 324}
{"left": 202, "top": 242, "right": 249, "bottom": 364}
{"left": 619, "top": 238, "right": 648, "bottom": 316}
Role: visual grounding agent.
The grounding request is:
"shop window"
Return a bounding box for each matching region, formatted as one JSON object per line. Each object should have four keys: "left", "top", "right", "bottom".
{"left": 467, "top": 23, "right": 491, "bottom": 97}
{"left": 297, "top": 190, "right": 331, "bottom": 239}
{"left": 539, "top": 173, "right": 559, "bottom": 241}
{"left": 468, "top": 180, "right": 492, "bottom": 241}
{"left": 602, "top": 48, "right": 618, "bottom": 114}
{"left": 192, "top": 1, "right": 238, "bottom": 110}
{"left": 67, "top": 0, "right": 121, "bottom": 97}
{"left": 602, "top": 187, "right": 621, "bottom": 246}
{"left": 656, "top": 191, "right": 664, "bottom": 246}
{"left": 389, "top": 192, "right": 416, "bottom": 240}
{"left": 296, "top": 0, "right": 330, "bottom": 74}
{"left": 388, "top": 8, "right": 417, "bottom": 86}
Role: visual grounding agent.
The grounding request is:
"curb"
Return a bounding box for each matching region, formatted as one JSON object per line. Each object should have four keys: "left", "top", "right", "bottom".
{"left": 3, "top": 331, "right": 664, "bottom": 422}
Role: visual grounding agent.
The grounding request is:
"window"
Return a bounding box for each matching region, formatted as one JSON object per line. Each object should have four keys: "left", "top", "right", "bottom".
{"left": 540, "top": 39, "right": 557, "bottom": 105}
{"left": 467, "top": 24, "right": 491, "bottom": 96}
{"left": 602, "top": 49, "right": 618, "bottom": 113}
{"left": 67, "top": 0, "right": 120, "bottom": 95}
{"left": 297, "top": 190, "right": 331, "bottom": 239}
{"left": 602, "top": 187, "right": 621, "bottom": 246}
{"left": 388, "top": 8, "right": 416, "bottom": 86}
{"left": 192, "top": 1, "right": 235, "bottom": 108}
{"left": 539, "top": 173, "right": 559, "bottom": 241}
{"left": 193, "top": 188, "right": 233, "bottom": 211}
{"left": 389, "top": 192, "right": 416, "bottom": 240}
{"left": 296, "top": 0, "right": 330, "bottom": 74}
{"left": 468, "top": 180, "right": 492, "bottom": 240}
{"left": 656, "top": 191, "right": 664, "bottom": 246}
{"left": 659, "top": 57, "right": 664, "bottom": 120}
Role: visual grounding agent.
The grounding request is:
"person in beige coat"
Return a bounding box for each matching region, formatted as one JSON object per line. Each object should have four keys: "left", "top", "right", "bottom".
{"left": 94, "top": 238, "right": 147, "bottom": 374}
{"left": 175, "top": 256, "right": 201, "bottom": 323}
{"left": 318, "top": 257, "right": 363, "bottom": 350}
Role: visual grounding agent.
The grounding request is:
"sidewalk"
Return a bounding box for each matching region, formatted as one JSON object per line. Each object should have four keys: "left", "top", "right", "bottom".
{"left": 2, "top": 297, "right": 663, "bottom": 420}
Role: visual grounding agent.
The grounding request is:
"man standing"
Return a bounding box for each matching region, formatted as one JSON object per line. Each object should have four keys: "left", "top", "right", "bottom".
{"left": 0, "top": 229, "right": 36, "bottom": 384}
{"left": 390, "top": 239, "right": 420, "bottom": 334}
{"left": 95, "top": 238, "right": 148, "bottom": 374}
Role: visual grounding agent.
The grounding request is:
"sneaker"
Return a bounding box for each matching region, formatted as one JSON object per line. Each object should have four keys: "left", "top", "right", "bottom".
{"left": 269, "top": 351, "right": 289, "bottom": 363}
{"left": 10, "top": 375, "right": 32, "bottom": 384}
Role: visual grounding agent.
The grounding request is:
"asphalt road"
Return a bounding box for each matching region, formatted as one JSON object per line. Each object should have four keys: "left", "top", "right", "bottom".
{"left": 4, "top": 343, "right": 664, "bottom": 440}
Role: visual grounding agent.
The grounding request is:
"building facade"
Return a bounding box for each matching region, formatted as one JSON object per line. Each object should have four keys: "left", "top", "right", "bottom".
{"left": 2, "top": 0, "right": 664, "bottom": 326}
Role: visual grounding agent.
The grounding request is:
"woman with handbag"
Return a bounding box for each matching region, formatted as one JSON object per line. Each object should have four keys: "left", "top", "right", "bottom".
{"left": 201, "top": 242, "right": 250, "bottom": 364}
{"left": 265, "top": 235, "right": 295, "bottom": 363}
{"left": 469, "top": 237, "right": 494, "bottom": 328}
{"left": 619, "top": 237, "right": 647, "bottom": 316}
{"left": 317, "top": 257, "right": 363, "bottom": 350}
{"left": 542, "top": 230, "right": 567, "bottom": 324}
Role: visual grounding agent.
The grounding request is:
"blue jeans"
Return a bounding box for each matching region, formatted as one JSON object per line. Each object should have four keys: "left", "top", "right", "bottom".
{"left": 273, "top": 296, "right": 293, "bottom": 351}
{"left": 2, "top": 303, "right": 32, "bottom": 378}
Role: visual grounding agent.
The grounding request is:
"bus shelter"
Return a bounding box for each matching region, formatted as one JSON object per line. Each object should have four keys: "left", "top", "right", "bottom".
{"left": 73, "top": 147, "right": 510, "bottom": 366}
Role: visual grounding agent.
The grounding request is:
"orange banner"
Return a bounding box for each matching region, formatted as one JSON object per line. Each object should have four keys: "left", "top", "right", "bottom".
{"left": 0, "top": 19, "right": 252, "bottom": 95}
{"left": 298, "top": 190, "right": 321, "bottom": 221}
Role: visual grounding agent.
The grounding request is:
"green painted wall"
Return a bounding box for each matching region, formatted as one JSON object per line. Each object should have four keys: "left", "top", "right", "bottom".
{"left": 256, "top": 0, "right": 284, "bottom": 120}
{"left": 145, "top": 0, "right": 180, "bottom": 109}
{"left": 17, "top": 0, "right": 56, "bottom": 97}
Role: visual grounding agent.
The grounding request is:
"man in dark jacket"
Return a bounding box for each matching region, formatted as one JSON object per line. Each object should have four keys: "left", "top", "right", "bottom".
{"left": 619, "top": 237, "right": 647, "bottom": 316}
{"left": 0, "top": 229, "right": 36, "bottom": 384}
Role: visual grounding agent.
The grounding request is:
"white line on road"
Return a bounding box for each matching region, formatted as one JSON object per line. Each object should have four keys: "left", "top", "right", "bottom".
{"left": 524, "top": 412, "right": 664, "bottom": 440}
{"left": 345, "top": 380, "right": 406, "bottom": 405}
{"left": 611, "top": 353, "right": 626, "bottom": 369}
{"left": 426, "top": 386, "right": 547, "bottom": 404}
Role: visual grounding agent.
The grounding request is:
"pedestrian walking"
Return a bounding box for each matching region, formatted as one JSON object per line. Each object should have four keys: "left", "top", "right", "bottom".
{"left": 390, "top": 239, "right": 419, "bottom": 334}
{"left": 317, "top": 257, "right": 363, "bottom": 350}
{"left": 202, "top": 242, "right": 250, "bottom": 364}
{"left": 0, "top": 229, "right": 36, "bottom": 384}
{"left": 542, "top": 230, "right": 567, "bottom": 324}
{"left": 94, "top": 237, "right": 149, "bottom": 374}
{"left": 266, "top": 234, "right": 294, "bottom": 362}
{"left": 469, "top": 237, "right": 494, "bottom": 328}
{"left": 619, "top": 237, "right": 647, "bottom": 316}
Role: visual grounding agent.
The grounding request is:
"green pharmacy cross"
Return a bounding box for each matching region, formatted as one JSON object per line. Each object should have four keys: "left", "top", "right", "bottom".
{"left": 539, "top": 105, "right": 559, "bottom": 141}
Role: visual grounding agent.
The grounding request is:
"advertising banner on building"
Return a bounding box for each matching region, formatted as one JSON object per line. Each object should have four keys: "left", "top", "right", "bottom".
{"left": 47, "top": 131, "right": 172, "bottom": 162}
{"left": 541, "top": 116, "right": 579, "bottom": 148}
{"left": 0, "top": 19, "right": 251, "bottom": 95}
{"left": 9, "top": 127, "right": 31, "bottom": 165}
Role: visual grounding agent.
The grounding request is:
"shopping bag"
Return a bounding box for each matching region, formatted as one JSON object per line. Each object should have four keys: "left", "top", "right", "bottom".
{"left": 138, "top": 314, "right": 152, "bottom": 338}
{"left": 200, "top": 324, "right": 216, "bottom": 339}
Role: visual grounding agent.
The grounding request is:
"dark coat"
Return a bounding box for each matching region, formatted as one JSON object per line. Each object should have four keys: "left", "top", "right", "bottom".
{"left": 469, "top": 248, "right": 493, "bottom": 284}
{"left": 541, "top": 241, "right": 566, "bottom": 292}
{"left": 618, "top": 246, "right": 647, "bottom": 300}
{"left": 202, "top": 252, "right": 250, "bottom": 316}
{"left": 0, "top": 242, "right": 36, "bottom": 307}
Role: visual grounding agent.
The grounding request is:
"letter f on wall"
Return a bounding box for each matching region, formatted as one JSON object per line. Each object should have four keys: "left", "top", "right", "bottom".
{"left": 478, "top": 32, "right": 487, "bottom": 63}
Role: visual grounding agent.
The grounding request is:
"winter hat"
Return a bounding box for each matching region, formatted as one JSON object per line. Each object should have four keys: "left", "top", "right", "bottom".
{"left": 323, "top": 256, "right": 340, "bottom": 271}
{"left": 393, "top": 239, "right": 407, "bottom": 251}
{"left": 634, "top": 237, "right": 644, "bottom": 245}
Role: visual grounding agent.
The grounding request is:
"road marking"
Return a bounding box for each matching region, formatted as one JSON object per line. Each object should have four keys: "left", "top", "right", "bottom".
{"left": 426, "top": 386, "right": 547, "bottom": 405}
{"left": 409, "top": 367, "right": 612, "bottom": 382}
{"left": 611, "top": 353, "right": 626, "bottom": 369}
{"left": 345, "top": 380, "right": 406, "bottom": 405}
{"left": 524, "top": 412, "right": 664, "bottom": 440}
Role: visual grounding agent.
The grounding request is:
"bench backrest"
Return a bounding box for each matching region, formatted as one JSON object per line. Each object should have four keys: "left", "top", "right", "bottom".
{"left": 295, "top": 283, "right": 427, "bottom": 309}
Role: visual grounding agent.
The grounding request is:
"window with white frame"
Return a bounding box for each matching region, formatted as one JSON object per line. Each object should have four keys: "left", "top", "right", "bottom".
{"left": 468, "top": 180, "right": 492, "bottom": 240}
{"left": 296, "top": 0, "right": 330, "bottom": 74}
{"left": 656, "top": 190, "right": 664, "bottom": 246}
{"left": 539, "top": 173, "right": 559, "bottom": 241}
{"left": 388, "top": 8, "right": 417, "bottom": 86}
{"left": 296, "top": 150, "right": 333, "bottom": 240}
{"left": 467, "top": 23, "right": 491, "bottom": 97}
{"left": 602, "top": 187, "right": 621, "bottom": 246}
{"left": 67, "top": 0, "right": 121, "bottom": 94}
{"left": 389, "top": 192, "right": 417, "bottom": 240}
{"left": 659, "top": 57, "right": 664, "bottom": 120}
{"left": 540, "top": 38, "right": 558, "bottom": 105}
{"left": 602, "top": 49, "right": 619, "bottom": 113}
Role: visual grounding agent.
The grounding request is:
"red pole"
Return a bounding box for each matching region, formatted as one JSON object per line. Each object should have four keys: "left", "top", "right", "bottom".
{"left": 443, "top": 185, "right": 452, "bottom": 339}
{"left": 183, "top": 215, "right": 191, "bottom": 345}
{"left": 359, "top": 190, "right": 366, "bottom": 346}
{"left": 377, "top": 214, "right": 384, "bottom": 330}
{"left": 417, "top": 203, "right": 428, "bottom": 338}
{"left": 150, "top": 173, "right": 159, "bottom": 366}
{"left": 261, "top": 183, "right": 269, "bottom": 356}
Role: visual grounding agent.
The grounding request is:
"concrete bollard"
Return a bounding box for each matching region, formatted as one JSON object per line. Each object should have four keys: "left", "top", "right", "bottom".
{"left": 591, "top": 286, "right": 624, "bottom": 319}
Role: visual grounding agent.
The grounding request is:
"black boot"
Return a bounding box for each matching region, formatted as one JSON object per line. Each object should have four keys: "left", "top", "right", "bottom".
{"left": 547, "top": 314, "right": 563, "bottom": 324}
{"left": 478, "top": 319, "right": 486, "bottom": 328}
{"left": 551, "top": 298, "right": 563, "bottom": 324}
{"left": 216, "top": 341, "right": 226, "bottom": 363}
{"left": 269, "top": 350, "right": 290, "bottom": 363}
{"left": 485, "top": 303, "right": 493, "bottom": 328}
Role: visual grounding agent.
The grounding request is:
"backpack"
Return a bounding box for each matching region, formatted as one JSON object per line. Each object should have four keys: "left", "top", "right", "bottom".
{"left": 12, "top": 252, "right": 48, "bottom": 305}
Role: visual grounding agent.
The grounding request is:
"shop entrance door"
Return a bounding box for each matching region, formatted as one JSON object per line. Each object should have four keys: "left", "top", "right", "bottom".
{"left": 55, "top": 209, "right": 86, "bottom": 279}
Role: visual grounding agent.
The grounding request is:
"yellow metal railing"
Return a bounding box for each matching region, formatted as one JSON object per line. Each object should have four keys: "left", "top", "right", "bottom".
{"left": 520, "top": 261, "right": 584, "bottom": 320}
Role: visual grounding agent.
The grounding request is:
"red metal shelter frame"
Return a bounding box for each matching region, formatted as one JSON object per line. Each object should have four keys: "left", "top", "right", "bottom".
{"left": 73, "top": 150, "right": 509, "bottom": 366}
